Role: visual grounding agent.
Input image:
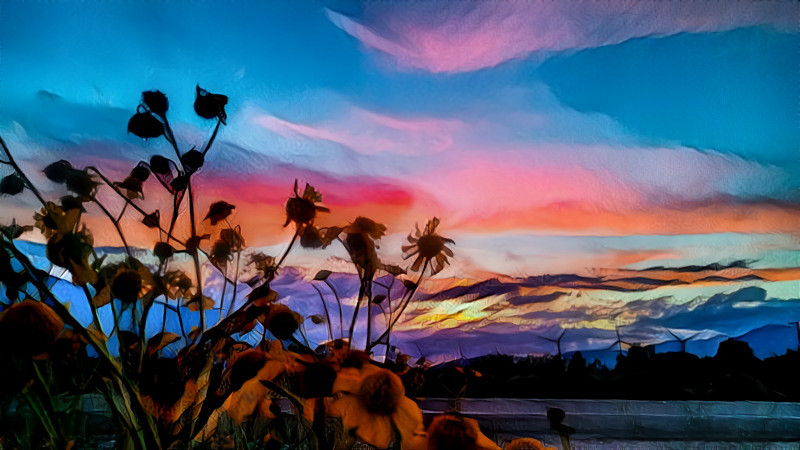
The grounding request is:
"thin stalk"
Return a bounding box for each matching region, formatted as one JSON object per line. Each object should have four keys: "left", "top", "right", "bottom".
{"left": 323, "top": 279, "right": 344, "bottom": 340}
{"left": 188, "top": 184, "right": 205, "bottom": 333}
{"left": 154, "top": 300, "right": 188, "bottom": 341}
{"left": 202, "top": 119, "right": 222, "bottom": 155}
{"left": 83, "top": 285, "right": 104, "bottom": 334}
{"left": 225, "top": 251, "right": 241, "bottom": 318}
{"left": 275, "top": 229, "right": 299, "bottom": 269}
{"left": 87, "top": 166, "right": 240, "bottom": 285}
{"left": 0, "top": 135, "right": 47, "bottom": 207}
{"left": 369, "top": 259, "right": 428, "bottom": 352}
{"left": 383, "top": 277, "right": 395, "bottom": 361}
{"left": 218, "top": 264, "right": 228, "bottom": 323}
{"left": 117, "top": 201, "right": 128, "bottom": 222}
{"left": 92, "top": 199, "right": 132, "bottom": 257}
{"left": 311, "top": 284, "right": 334, "bottom": 341}
{"left": 348, "top": 276, "right": 364, "bottom": 346}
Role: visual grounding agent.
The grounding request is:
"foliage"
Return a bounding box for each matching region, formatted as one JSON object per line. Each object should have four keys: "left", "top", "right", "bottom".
{"left": 0, "top": 87, "right": 507, "bottom": 450}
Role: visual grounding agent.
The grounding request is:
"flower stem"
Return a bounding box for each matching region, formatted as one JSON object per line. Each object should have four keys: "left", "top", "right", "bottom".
{"left": 311, "top": 284, "right": 334, "bottom": 341}
{"left": 368, "top": 259, "right": 428, "bottom": 352}
{"left": 0, "top": 135, "right": 47, "bottom": 207}
{"left": 324, "top": 279, "right": 344, "bottom": 340}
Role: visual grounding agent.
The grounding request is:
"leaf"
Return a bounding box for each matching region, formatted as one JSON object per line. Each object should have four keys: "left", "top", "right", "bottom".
{"left": 147, "top": 332, "right": 180, "bottom": 356}
{"left": 184, "top": 295, "right": 215, "bottom": 312}
{"left": 313, "top": 270, "right": 332, "bottom": 281}
{"left": 309, "top": 315, "right": 325, "bottom": 324}
{"left": 402, "top": 280, "right": 418, "bottom": 291}
{"left": 130, "top": 162, "right": 151, "bottom": 182}
{"left": 141, "top": 211, "right": 160, "bottom": 229}
{"left": 188, "top": 326, "right": 202, "bottom": 341}
{"left": 380, "top": 264, "right": 406, "bottom": 277}
{"left": 371, "top": 295, "right": 386, "bottom": 305}
{"left": 92, "top": 286, "right": 112, "bottom": 308}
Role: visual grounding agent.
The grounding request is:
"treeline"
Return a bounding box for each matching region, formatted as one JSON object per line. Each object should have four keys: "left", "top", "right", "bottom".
{"left": 395, "top": 339, "right": 800, "bottom": 401}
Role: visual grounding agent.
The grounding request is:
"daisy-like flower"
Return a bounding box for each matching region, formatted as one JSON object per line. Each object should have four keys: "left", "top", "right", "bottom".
{"left": 284, "top": 180, "right": 329, "bottom": 231}
{"left": 401, "top": 217, "right": 454, "bottom": 276}
{"left": 0, "top": 300, "right": 64, "bottom": 357}
{"left": 194, "top": 341, "right": 313, "bottom": 441}
{"left": 326, "top": 362, "right": 427, "bottom": 449}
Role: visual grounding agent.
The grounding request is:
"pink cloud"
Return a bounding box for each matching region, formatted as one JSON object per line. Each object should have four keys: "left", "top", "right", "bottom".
{"left": 327, "top": 2, "right": 795, "bottom": 73}
{"left": 252, "top": 106, "right": 464, "bottom": 155}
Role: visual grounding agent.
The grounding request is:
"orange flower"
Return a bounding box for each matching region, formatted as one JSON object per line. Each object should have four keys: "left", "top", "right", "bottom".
{"left": 426, "top": 414, "right": 500, "bottom": 450}
{"left": 0, "top": 300, "right": 64, "bottom": 357}
{"left": 326, "top": 363, "right": 426, "bottom": 449}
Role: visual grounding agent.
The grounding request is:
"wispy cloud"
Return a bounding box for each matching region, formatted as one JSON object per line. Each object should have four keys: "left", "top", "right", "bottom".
{"left": 327, "top": 2, "right": 795, "bottom": 73}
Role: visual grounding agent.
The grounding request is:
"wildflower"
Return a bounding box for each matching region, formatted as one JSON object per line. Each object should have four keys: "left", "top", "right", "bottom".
{"left": 130, "top": 162, "right": 151, "bottom": 182}
{"left": 34, "top": 202, "right": 79, "bottom": 239}
{"left": 326, "top": 363, "right": 426, "bottom": 449}
{"left": 284, "top": 180, "right": 329, "bottom": 230}
{"left": 220, "top": 226, "right": 245, "bottom": 251}
{"left": 248, "top": 252, "right": 278, "bottom": 284}
{"left": 0, "top": 218, "right": 33, "bottom": 239}
{"left": 153, "top": 242, "right": 175, "bottom": 262}
{"left": 426, "top": 413, "right": 500, "bottom": 450}
{"left": 402, "top": 217, "right": 454, "bottom": 275}
{"left": 194, "top": 85, "right": 228, "bottom": 123}
{"left": 46, "top": 226, "right": 96, "bottom": 285}
{"left": 180, "top": 148, "right": 204, "bottom": 173}
{"left": 140, "top": 357, "right": 200, "bottom": 425}
{"left": 194, "top": 341, "right": 312, "bottom": 440}
{"left": 92, "top": 259, "right": 155, "bottom": 307}
{"left": 209, "top": 240, "right": 233, "bottom": 268}
{"left": 204, "top": 201, "right": 235, "bottom": 226}
{"left": 128, "top": 107, "right": 165, "bottom": 139}
{"left": 141, "top": 90, "right": 169, "bottom": 116}
{"left": 0, "top": 174, "right": 25, "bottom": 196}
{"left": 261, "top": 304, "right": 302, "bottom": 340}
{"left": 161, "top": 270, "right": 193, "bottom": 300}
{"left": 0, "top": 300, "right": 64, "bottom": 357}
{"left": 342, "top": 217, "right": 384, "bottom": 273}
{"left": 149, "top": 155, "right": 172, "bottom": 175}
{"left": 300, "top": 224, "right": 341, "bottom": 249}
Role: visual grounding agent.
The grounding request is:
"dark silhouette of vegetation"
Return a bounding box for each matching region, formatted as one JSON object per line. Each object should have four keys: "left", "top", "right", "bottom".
{"left": 407, "top": 339, "right": 800, "bottom": 402}
{"left": 0, "top": 87, "right": 502, "bottom": 449}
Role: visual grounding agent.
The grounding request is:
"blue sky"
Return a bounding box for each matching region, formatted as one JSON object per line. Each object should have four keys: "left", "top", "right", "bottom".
{"left": 1, "top": 1, "right": 798, "bottom": 360}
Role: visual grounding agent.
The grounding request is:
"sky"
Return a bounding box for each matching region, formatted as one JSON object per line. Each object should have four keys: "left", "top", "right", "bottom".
{"left": 1, "top": 1, "right": 799, "bottom": 361}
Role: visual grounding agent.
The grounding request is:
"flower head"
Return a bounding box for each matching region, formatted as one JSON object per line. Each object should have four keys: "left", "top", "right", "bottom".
{"left": 327, "top": 363, "right": 426, "bottom": 449}
{"left": 426, "top": 414, "right": 500, "bottom": 450}
{"left": 284, "top": 180, "right": 329, "bottom": 230}
{"left": 0, "top": 300, "right": 64, "bottom": 357}
{"left": 402, "top": 217, "right": 454, "bottom": 275}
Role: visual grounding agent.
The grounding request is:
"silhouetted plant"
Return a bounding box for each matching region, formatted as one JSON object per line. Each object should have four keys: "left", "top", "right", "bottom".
{"left": 0, "top": 85, "right": 478, "bottom": 449}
